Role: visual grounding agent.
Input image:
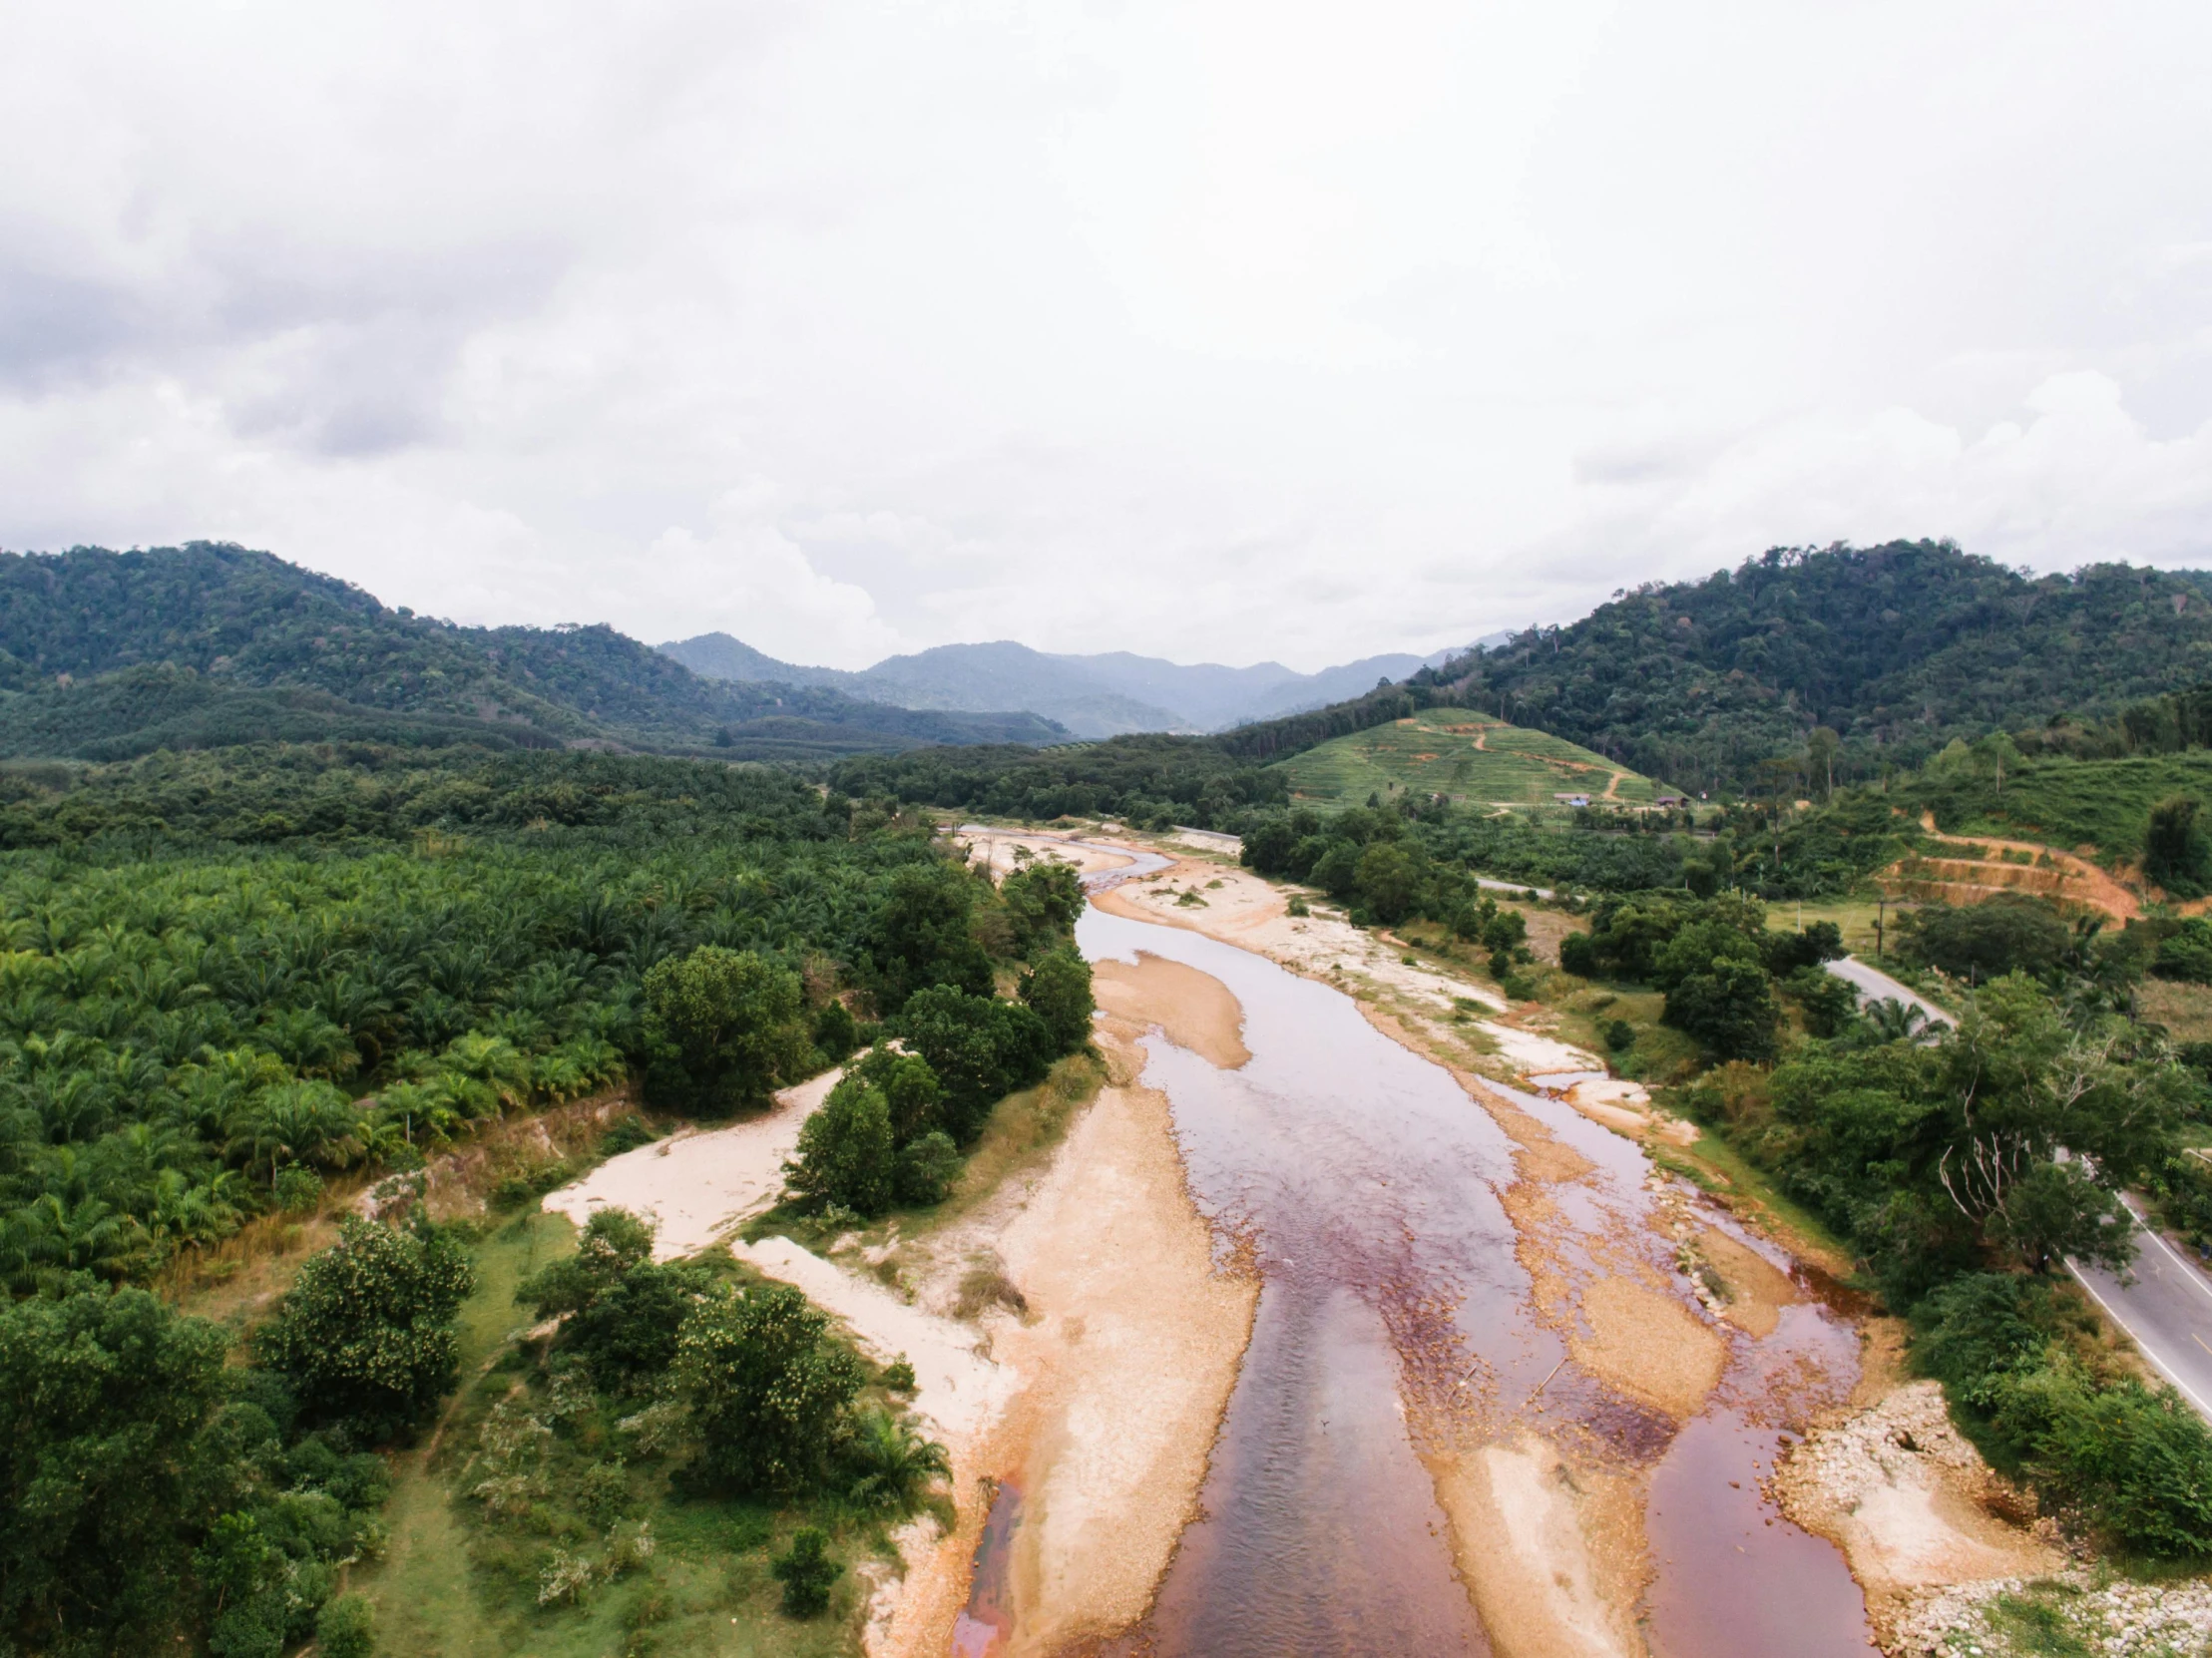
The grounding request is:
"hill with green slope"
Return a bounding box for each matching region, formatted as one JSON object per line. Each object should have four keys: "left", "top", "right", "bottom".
{"left": 1277, "top": 706, "right": 1663, "bottom": 807}
{"left": 0, "top": 545, "right": 1063, "bottom": 758}
{"left": 1448, "top": 541, "right": 2212, "bottom": 793}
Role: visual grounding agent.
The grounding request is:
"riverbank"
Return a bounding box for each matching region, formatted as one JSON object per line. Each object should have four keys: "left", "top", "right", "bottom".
{"left": 1049, "top": 830, "right": 2056, "bottom": 1657}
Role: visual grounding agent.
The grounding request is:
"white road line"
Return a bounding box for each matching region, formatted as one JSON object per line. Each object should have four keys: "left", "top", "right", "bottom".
{"left": 2139, "top": 1222, "right": 2212, "bottom": 1310}
{"left": 2068, "top": 1262, "right": 2212, "bottom": 1420}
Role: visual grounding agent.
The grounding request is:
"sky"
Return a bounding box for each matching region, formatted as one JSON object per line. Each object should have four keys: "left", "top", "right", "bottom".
{"left": 3, "top": 1, "right": 2209, "bottom": 672}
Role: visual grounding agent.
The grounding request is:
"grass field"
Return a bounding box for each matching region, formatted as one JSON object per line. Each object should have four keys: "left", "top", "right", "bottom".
{"left": 1274, "top": 708, "right": 1663, "bottom": 807}
{"left": 1923, "top": 750, "right": 2212, "bottom": 861}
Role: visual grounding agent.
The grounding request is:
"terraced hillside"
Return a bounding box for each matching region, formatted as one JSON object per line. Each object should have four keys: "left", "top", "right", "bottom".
{"left": 1274, "top": 707, "right": 1666, "bottom": 807}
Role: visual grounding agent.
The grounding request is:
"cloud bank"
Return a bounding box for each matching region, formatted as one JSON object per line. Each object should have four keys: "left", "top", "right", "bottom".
{"left": 3, "top": 0, "right": 2208, "bottom": 668}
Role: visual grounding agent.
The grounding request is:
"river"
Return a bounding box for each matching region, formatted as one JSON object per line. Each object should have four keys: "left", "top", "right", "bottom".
{"left": 953, "top": 837, "right": 1878, "bottom": 1656}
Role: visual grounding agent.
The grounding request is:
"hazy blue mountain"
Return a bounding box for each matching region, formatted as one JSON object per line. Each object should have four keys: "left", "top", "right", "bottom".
{"left": 660, "top": 632, "right": 1488, "bottom": 737}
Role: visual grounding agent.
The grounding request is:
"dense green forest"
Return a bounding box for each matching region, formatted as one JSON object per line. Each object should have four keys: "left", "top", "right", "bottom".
{"left": 1447, "top": 541, "right": 2212, "bottom": 793}
{"left": 0, "top": 546, "right": 1061, "bottom": 761}
{"left": 0, "top": 739, "right": 1093, "bottom": 1655}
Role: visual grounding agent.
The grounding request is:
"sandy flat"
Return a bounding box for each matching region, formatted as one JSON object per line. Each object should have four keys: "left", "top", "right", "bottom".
{"left": 1093, "top": 953, "right": 1250, "bottom": 1068}
{"left": 541, "top": 1067, "right": 842, "bottom": 1258}
{"left": 874, "top": 992, "right": 1257, "bottom": 1656}
{"left": 735, "top": 1234, "right": 1015, "bottom": 1443}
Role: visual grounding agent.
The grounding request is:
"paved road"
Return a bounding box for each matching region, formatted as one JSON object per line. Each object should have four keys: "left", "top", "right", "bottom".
{"left": 2070, "top": 1199, "right": 2212, "bottom": 1421}
{"left": 1823, "top": 955, "right": 1956, "bottom": 1029}
{"left": 1477, "top": 876, "right": 1554, "bottom": 899}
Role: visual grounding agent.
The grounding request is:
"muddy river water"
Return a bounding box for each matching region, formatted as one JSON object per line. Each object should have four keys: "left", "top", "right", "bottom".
{"left": 957, "top": 849, "right": 1879, "bottom": 1656}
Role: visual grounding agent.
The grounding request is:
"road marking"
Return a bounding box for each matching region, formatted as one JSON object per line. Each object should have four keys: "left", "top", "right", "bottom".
{"left": 2118, "top": 1199, "right": 2212, "bottom": 1311}
{"left": 2068, "top": 1263, "right": 2212, "bottom": 1421}
{"left": 2197, "top": 1333, "right": 2212, "bottom": 1359}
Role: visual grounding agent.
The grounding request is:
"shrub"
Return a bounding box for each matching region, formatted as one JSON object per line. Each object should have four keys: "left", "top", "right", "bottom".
{"left": 674, "top": 1284, "right": 862, "bottom": 1494}
{"left": 256, "top": 1216, "right": 475, "bottom": 1443}
{"left": 785, "top": 1078, "right": 896, "bottom": 1217}
{"left": 2145, "top": 795, "right": 2212, "bottom": 898}
{"left": 811, "top": 999, "right": 859, "bottom": 1062}
{"left": 770, "top": 1527, "right": 841, "bottom": 1617}
{"left": 894, "top": 1130, "right": 961, "bottom": 1207}
{"left": 2153, "top": 918, "right": 2212, "bottom": 984}
{"left": 314, "top": 1593, "right": 375, "bottom": 1658}
{"left": 1904, "top": 897, "right": 2069, "bottom": 984}
{"left": 1603, "top": 1018, "right": 1634, "bottom": 1052}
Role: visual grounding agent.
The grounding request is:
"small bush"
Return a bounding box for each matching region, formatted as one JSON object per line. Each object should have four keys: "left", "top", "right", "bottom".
{"left": 770, "top": 1528, "right": 841, "bottom": 1617}
{"left": 1603, "top": 1019, "right": 1634, "bottom": 1052}
{"left": 881, "top": 1358, "right": 917, "bottom": 1393}
{"left": 601, "top": 1115, "right": 660, "bottom": 1156}
{"left": 1286, "top": 896, "right": 1310, "bottom": 918}
{"left": 893, "top": 1130, "right": 961, "bottom": 1207}
{"left": 315, "top": 1592, "right": 375, "bottom": 1658}
{"left": 272, "top": 1164, "right": 324, "bottom": 1215}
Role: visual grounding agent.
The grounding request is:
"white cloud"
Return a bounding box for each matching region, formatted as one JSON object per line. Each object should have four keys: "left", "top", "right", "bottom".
{"left": 2, "top": 0, "right": 2210, "bottom": 670}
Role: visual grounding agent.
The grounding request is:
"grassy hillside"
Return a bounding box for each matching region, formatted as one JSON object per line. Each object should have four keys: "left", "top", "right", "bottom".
{"left": 1912, "top": 750, "right": 2212, "bottom": 863}
{"left": 0, "top": 545, "right": 1063, "bottom": 760}
{"left": 1275, "top": 707, "right": 1663, "bottom": 807}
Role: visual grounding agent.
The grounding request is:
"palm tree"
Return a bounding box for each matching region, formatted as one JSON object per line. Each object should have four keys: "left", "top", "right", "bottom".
{"left": 841, "top": 1409, "right": 950, "bottom": 1513}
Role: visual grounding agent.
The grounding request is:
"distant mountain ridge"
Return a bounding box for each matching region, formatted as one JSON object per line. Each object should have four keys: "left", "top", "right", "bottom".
{"left": 0, "top": 545, "right": 1065, "bottom": 762}
{"left": 660, "top": 632, "right": 1500, "bottom": 739}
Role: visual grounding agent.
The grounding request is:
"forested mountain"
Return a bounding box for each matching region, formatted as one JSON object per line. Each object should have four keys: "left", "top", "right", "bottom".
{"left": 661, "top": 629, "right": 1471, "bottom": 737}
{"left": 1448, "top": 542, "right": 2212, "bottom": 792}
{"left": 0, "top": 545, "right": 1062, "bottom": 760}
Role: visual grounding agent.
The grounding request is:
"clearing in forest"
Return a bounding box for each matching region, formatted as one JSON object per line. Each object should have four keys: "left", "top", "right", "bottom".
{"left": 1275, "top": 706, "right": 1663, "bottom": 807}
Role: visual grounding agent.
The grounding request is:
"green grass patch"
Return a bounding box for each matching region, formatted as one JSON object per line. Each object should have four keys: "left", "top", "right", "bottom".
{"left": 1921, "top": 750, "right": 2212, "bottom": 861}
{"left": 1274, "top": 706, "right": 1661, "bottom": 808}
{"left": 355, "top": 1206, "right": 888, "bottom": 1658}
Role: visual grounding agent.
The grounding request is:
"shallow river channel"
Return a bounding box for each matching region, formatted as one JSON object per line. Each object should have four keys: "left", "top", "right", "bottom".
{"left": 957, "top": 852, "right": 1879, "bottom": 1656}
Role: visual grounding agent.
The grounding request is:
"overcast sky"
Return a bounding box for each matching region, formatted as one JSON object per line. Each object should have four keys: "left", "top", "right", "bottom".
{"left": 4, "top": 2, "right": 2209, "bottom": 671}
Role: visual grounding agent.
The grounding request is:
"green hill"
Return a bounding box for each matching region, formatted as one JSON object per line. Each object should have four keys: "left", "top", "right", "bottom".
{"left": 0, "top": 545, "right": 1065, "bottom": 760}
{"left": 1449, "top": 542, "right": 2212, "bottom": 793}
{"left": 1275, "top": 706, "right": 1664, "bottom": 807}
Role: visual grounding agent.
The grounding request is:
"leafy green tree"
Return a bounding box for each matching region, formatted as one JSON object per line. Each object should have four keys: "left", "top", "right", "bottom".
{"left": 1307, "top": 840, "right": 1361, "bottom": 902}
{"left": 641, "top": 946, "right": 810, "bottom": 1114}
{"left": 1663, "top": 955, "right": 1781, "bottom": 1061}
{"left": 895, "top": 987, "right": 1054, "bottom": 1142}
{"left": 2154, "top": 918, "right": 2212, "bottom": 984}
{"left": 863, "top": 863, "right": 994, "bottom": 1014}
{"left": 256, "top": 1216, "right": 475, "bottom": 1442}
{"left": 1783, "top": 966, "right": 1861, "bottom": 1038}
{"left": 785, "top": 1078, "right": 896, "bottom": 1217}
{"left": 894, "top": 1131, "right": 961, "bottom": 1206}
{"left": 847, "top": 1046, "right": 945, "bottom": 1144}
{"left": 1021, "top": 949, "right": 1096, "bottom": 1054}
{"left": 1355, "top": 842, "right": 1425, "bottom": 924}
{"left": 517, "top": 1207, "right": 657, "bottom": 1320}
{"left": 770, "top": 1526, "right": 842, "bottom": 1617}
{"left": 675, "top": 1283, "right": 863, "bottom": 1494}
{"left": 1000, "top": 860, "right": 1085, "bottom": 954}
{"left": 1905, "top": 897, "right": 2070, "bottom": 984}
{"left": 2145, "top": 795, "right": 2211, "bottom": 897}
{"left": 811, "top": 998, "right": 859, "bottom": 1062}
{"left": 0, "top": 1284, "right": 231, "bottom": 1653}
{"left": 315, "top": 1592, "right": 376, "bottom": 1658}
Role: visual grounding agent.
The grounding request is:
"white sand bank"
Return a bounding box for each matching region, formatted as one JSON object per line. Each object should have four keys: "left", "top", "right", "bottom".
{"left": 541, "top": 1067, "right": 842, "bottom": 1258}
